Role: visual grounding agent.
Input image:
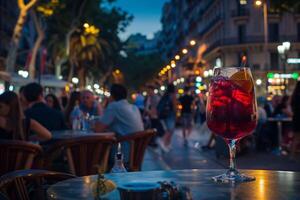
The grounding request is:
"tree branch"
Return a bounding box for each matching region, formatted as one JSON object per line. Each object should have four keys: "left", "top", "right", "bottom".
{"left": 25, "top": 0, "right": 37, "bottom": 11}
{"left": 18, "top": 0, "right": 25, "bottom": 9}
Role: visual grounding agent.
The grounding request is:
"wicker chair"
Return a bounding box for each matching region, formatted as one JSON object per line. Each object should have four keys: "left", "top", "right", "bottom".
{"left": 0, "top": 140, "right": 42, "bottom": 176}
{"left": 117, "top": 129, "right": 156, "bottom": 171}
{"left": 41, "top": 134, "right": 116, "bottom": 176}
{"left": 0, "top": 169, "right": 75, "bottom": 200}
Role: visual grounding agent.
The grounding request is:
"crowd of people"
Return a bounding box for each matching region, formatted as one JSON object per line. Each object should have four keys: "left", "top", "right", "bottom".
{"left": 0, "top": 80, "right": 299, "bottom": 160}
{"left": 0, "top": 83, "right": 144, "bottom": 143}
{"left": 256, "top": 81, "right": 300, "bottom": 159}
{"left": 138, "top": 82, "right": 300, "bottom": 159}
{"left": 140, "top": 84, "right": 206, "bottom": 153}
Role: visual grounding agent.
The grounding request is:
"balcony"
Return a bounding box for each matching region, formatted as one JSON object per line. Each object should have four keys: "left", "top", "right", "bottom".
{"left": 231, "top": 8, "right": 250, "bottom": 17}
{"left": 202, "top": 35, "right": 300, "bottom": 57}
{"left": 198, "top": 15, "right": 222, "bottom": 38}
{"left": 231, "top": 8, "right": 250, "bottom": 22}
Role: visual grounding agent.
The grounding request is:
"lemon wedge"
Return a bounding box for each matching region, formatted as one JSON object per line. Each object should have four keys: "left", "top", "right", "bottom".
{"left": 230, "top": 70, "right": 254, "bottom": 93}
{"left": 91, "top": 179, "right": 117, "bottom": 197}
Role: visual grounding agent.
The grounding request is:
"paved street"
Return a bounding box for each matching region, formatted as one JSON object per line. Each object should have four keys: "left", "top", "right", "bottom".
{"left": 142, "top": 126, "right": 300, "bottom": 172}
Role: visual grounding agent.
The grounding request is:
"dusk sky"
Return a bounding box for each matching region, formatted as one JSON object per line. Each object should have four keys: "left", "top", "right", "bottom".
{"left": 111, "top": 0, "right": 169, "bottom": 40}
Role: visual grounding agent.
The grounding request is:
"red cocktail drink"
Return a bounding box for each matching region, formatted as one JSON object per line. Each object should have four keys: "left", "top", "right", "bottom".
{"left": 206, "top": 67, "right": 257, "bottom": 182}
{"left": 207, "top": 78, "right": 257, "bottom": 140}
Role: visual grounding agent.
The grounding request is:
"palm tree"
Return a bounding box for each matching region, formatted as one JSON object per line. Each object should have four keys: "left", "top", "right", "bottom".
{"left": 68, "top": 27, "right": 112, "bottom": 88}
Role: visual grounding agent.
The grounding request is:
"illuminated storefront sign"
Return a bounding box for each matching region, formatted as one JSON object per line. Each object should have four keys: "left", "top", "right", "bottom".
{"left": 267, "top": 72, "right": 299, "bottom": 80}
{"left": 287, "top": 58, "right": 300, "bottom": 64}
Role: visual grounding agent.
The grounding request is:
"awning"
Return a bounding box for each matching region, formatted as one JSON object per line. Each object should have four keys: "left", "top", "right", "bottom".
{"left": 10, "top": 74, "right": 70, "bottom": 88}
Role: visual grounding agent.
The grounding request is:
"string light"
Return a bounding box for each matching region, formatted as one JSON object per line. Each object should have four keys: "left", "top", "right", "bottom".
{"left": 157, "top": 39, "right": 199, "bottom": 77}
{"left": 190, "top": 40, "right": 196, "bottom": 46}
{"left": 182, "top": 48, "right": 188, "bottom": 54}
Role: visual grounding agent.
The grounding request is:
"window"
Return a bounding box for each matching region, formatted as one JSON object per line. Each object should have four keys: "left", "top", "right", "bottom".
{"left": 297, "top": 23, "right": 300, "bottom": 42}
{"left": 268, "top": 23, "right": 279, "bottom": 42}
{"left": 270, "top": 52, "right": 279, "bottom": 70}
{"left": 238, "top": 25, "right": 246, "bottom": 43}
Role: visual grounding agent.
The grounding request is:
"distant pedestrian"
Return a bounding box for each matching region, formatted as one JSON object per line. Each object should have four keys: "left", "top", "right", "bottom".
{"left": 23, "top": 82, "right": 67, "bottom": 131}
{"left": 290, "top": 81, "right": 300, "bottom": 159}
{"left": 45, "top": 93, "right": 62, "bottom": 112}
{"left": 272, "top": 95, "right": 293, "bottom": 118}
{"left": 157, "top": 84, "right": 177, "bottom": 152}
{"left": 264, "top": 95, "right": 281, "bottom": 117}
{"left": 178, "top": 86, "right": 194, "bottom": 146}
{"left": 144, "top": 85, "right": 164, "bottom": 146}
{"left": 194, "top": 95, "right": 206, "bottom": 126}
{"left": 134, "top": 91, "right": 145, "bottom": 115}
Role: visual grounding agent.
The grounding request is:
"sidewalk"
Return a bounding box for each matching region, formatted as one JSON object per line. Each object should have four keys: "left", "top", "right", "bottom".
{"left": 142, "top": 126, "right": 300, "bottom": 171}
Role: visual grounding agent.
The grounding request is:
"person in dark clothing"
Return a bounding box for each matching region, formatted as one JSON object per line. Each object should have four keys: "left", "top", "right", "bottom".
{"left": 264, "top": 95, "right": 281, "bottom": 117}
{"left": 178, "top": 87, "right": 194, "bottom": 146}
{"left": 45, "top": 93, "right": 62, "bottom": 112}
{"left": 23, "top": 83, "right": 67, "bottom": 131}
{"left": 272, "top": 95, "right": 293, "bottom": 118}
{"left": 0, "top": 91, "right": 51, "bottom": 141}
{"left": 290, "top": 81, "right": 300, "bottom": 159}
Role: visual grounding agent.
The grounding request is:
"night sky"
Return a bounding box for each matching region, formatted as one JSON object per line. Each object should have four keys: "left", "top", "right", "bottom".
{"left": 111, "top": 0, "right": 169, "bottom": 40}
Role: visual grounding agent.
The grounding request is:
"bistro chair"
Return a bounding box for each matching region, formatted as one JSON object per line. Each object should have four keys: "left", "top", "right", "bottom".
{"left": 0, "top": 169, "right": 76, "bottom": 200}
{"left": 42, "top": 134, "right": 116, "bottom": 176}
{"left": 117, "top": 129, "right": 156, "bottom": 171}
{"left": 0, "top": 140, "right": 42, "bottom": 176}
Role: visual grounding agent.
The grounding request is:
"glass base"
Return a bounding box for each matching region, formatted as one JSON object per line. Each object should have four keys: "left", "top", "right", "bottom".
{"left": 212, "top": 169, "right": 255, "bottom": 183}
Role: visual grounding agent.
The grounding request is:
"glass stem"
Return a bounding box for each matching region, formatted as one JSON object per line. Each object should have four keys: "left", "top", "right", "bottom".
{"left": 228, "top": 139, "right": 236, "bottom": 171}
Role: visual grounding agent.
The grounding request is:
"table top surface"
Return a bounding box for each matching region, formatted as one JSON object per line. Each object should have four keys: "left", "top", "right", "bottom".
{"left": 47, "top": 169, "right": 300, "bottom": 200}
{"left": 51, "top": 130, "right": 114, "bottom": 140}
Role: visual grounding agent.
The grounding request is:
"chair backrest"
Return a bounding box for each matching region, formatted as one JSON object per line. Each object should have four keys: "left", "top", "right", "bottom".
{"left": 0, "top": 169, "right": 76, "bottom": 200}
{"left": 0, "top": 140, "right": 42, "bottom": 176}
{"left": 117, "top": 129, "right": 156, "bottom": 171}
{"left": 44, "top": 134, "right": 116, "bottom": 176}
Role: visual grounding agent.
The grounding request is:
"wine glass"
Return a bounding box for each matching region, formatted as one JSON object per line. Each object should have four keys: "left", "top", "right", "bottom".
{"left": 206, "top": 67, "right": 257, "bottom": 182}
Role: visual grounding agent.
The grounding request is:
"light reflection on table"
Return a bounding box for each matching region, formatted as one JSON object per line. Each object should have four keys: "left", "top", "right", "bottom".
{"left": 47, "top": 169, "right": 300, "bottom": 200}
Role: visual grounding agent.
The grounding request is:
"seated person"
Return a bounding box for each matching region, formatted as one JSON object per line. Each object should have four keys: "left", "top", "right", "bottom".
{"left": 23, "top": 82, "right": 67, "bottom": 131}
{"left": 0, "top": 91, "right": 51, "bottom": 141}
{"left": 94, "top": 84, "right": 144, "bottom": 168}
{"left": 80, "top": 90, "right": 102, "bottom": 117}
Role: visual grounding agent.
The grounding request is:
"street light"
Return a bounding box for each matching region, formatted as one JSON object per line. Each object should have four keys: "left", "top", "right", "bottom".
{"left": 277, "top": 41, "right": 291, "bottom": 94}
{"left": 190, "top": 40, "right": 196, "bottom": 46}
{"left": 182, "top": 48, "right": 188, "bottom": 54}
{"left": 255, "top": 0, "right": 268, "bottom": 69}
{"left": 255, "top": 0, "right": 262, "bottom": 6}
{"left": 72, "top": 77, "right": 79, "bottom": 84}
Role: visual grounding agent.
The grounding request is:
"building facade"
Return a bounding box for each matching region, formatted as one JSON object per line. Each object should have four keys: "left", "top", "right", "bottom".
{"left": 159, "top": 0, "right": 300, "bottom": 95}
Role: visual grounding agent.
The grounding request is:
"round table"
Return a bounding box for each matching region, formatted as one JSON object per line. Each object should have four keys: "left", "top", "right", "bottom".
{"left": 268, "top": 117, "right": 292, "bottom": 153}
{"left": 51, "top": 130, "right": 115, "bottom": 140}
{"left": 47, "top": 169, "right": 300, "bottom": 200}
